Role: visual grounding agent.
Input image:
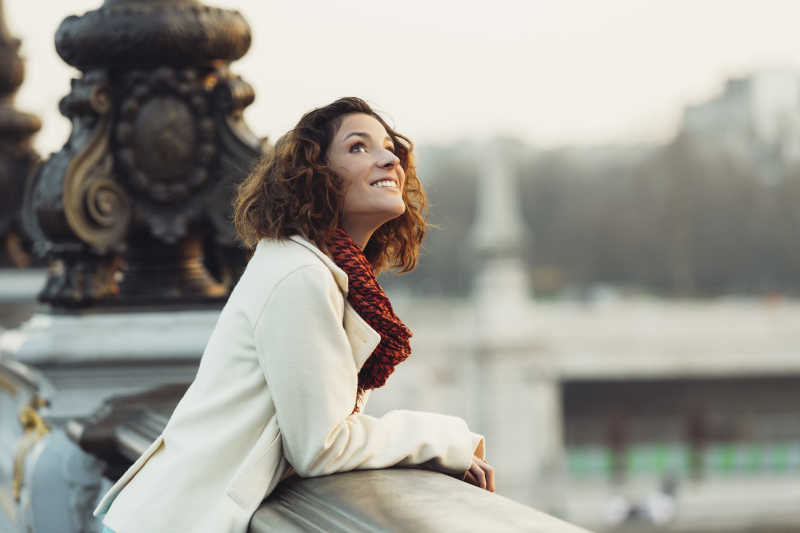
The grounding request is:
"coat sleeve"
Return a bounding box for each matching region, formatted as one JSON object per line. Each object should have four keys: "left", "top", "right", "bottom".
{"left": 254, "top": 264, "right": 485, "bottom": 478}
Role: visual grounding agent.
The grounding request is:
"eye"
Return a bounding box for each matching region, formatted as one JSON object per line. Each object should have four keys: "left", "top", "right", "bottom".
{"left": 349, "top": 142, "right": 367, "bottom": 153}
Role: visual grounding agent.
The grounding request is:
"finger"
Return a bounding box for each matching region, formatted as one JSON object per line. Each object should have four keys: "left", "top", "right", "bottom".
{"left": 465, "top": 469, "right": 482, "bottom": 487}
{"left": 463, "top": 470, "right": 478, "bottom": 485}
{"left": 484, "top": 463, "right": 495, "bottom": 492}
{"left": 470, "top": 462, "right": 487, "bottom": 489}
{"left": 473, "top": 458, "right": 495, "bottom": 492}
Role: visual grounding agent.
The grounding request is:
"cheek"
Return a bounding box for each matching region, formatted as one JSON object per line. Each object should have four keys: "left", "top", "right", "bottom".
{"left": 333, "top": 163, "right": 356, "bottom": 188}
{"left": 335, "top": 160, "right": 371, "bottom": 188}
{"left": 340, "top": 175, "right": 371, "bottom": 213}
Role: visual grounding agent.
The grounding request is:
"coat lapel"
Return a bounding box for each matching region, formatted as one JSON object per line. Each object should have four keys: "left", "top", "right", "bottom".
{"left": 288, "top": 234, "right": 381, "bottom": 371}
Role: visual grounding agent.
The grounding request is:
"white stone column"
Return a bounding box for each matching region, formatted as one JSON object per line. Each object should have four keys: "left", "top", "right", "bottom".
{"left": 467, "top": 140, "right": 564, "bottom": 511}
{"left": 473, "top": 325, "right": 564, "bottom": 510}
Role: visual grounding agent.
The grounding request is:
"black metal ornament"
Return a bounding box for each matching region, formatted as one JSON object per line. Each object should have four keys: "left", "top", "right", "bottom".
{"left": 26, "top": 0, "right": 265, "bottom": 307}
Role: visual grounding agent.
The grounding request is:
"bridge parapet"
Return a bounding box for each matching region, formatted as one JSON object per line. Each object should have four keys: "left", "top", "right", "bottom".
{"left": 254, "top": 468, "right": 590, "bottom": 533}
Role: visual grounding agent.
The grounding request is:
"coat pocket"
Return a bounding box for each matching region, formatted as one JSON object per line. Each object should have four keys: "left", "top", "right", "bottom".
{"left": 93, "top": 434, "right": 165, "bottom": 516}
{"left": 225, "top": 429, "right": 283, "bottom": 511}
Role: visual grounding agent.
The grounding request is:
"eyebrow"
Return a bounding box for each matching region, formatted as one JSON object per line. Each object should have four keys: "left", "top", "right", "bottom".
{"left": 343, "top": 131, "right": 394, "bottom": 146}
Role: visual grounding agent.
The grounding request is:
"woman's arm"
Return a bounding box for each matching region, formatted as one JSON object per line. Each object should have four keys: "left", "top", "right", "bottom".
{"left": 254, "top": 264, "right": 485, "bottom": 478}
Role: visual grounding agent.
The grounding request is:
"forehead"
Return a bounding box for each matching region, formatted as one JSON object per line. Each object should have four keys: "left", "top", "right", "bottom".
{"left": 334, "top": 113, "right": 390, "bottom": 141}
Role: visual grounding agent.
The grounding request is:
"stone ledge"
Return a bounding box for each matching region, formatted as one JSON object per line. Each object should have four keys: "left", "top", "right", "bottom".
{"left": 253, "top": 468, "right": 591, "bottom": 533}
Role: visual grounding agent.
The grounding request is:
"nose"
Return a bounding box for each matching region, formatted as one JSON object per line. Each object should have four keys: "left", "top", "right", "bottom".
{"left": 377, "top": 149, "right": 400, "bottom": 170}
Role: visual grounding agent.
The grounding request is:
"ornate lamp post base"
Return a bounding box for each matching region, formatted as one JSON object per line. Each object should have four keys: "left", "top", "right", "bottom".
{"left": 2, "top": 2, "right": 266, "bottom": 531}
{"left": 27, "top": 0, "right": 263, "bottom": 308}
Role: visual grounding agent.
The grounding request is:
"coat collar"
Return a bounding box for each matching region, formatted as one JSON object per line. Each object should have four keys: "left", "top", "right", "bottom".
{"left": 288, "top": 235, "right": 349, "bottom": 295}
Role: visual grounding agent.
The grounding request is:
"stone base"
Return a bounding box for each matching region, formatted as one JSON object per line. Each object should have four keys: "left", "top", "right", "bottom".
{"left": 0, "top": 269, "right": 47, "bottom": 330}
{"left": 0, "top": 309, "right": 217, "bottom": 419}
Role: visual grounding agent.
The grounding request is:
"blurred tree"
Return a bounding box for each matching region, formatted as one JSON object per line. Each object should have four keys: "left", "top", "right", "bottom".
{"left": 384, "top": 129, "right": 800, "bottom": 298}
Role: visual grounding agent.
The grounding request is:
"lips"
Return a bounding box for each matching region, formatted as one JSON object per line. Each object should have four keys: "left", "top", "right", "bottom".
{"left": 370, "top": 177, "right": 399, "bottom": 187}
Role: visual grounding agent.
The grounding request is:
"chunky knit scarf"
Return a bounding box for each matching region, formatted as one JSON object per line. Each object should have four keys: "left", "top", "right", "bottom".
{"left": 326, "top": 228, "right": 412, "bottom": 411}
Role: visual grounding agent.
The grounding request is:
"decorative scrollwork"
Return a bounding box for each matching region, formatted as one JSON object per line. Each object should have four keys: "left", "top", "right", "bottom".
{"left": 64, "top": 145, "right": 132, "bottom": 252}
{"left": 89, "top": 81, "right": 112, "bottom": 114}
{"left": 13, "top": 397, "right": 49, "bottom": 501}
{"left": 85, "top": 176, "right": 129, "bottom": 229}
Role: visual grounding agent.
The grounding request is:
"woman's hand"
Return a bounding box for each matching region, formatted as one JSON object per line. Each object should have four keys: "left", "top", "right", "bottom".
{"left": 463, "top": 456, "right": 495, "bottom": 492}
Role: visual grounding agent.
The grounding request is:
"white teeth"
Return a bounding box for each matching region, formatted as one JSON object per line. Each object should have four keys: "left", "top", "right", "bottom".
{"left": 371, "top": 180, "right": 397, "bottom": 188}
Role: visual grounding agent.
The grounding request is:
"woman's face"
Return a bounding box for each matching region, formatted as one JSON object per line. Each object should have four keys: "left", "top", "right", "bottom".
{"left": 326, "top": 113, "right": 406, "bottom": 238}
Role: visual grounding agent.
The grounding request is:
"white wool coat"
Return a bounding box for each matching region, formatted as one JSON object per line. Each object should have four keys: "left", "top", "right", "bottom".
{"left": 95, "top": 235, "right": 485, "bottom": 533}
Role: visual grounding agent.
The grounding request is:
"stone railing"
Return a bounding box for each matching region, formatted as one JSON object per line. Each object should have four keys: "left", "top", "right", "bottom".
{"left": 254, "top": 468, "right": 590, "bottom": 533}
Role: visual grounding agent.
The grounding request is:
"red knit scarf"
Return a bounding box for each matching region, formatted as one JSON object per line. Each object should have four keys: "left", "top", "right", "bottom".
{"left": 326, "top": 228, "right": 412, "bottom": 411}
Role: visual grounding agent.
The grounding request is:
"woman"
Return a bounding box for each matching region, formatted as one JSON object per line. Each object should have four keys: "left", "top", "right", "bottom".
{"left": 95, "top": 97, "right": 494, "bottom": 533}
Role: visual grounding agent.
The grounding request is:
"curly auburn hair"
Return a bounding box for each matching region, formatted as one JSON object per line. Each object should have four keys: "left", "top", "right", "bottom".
{"left": 233, "top": 97, "right": 427, "bottom": 274}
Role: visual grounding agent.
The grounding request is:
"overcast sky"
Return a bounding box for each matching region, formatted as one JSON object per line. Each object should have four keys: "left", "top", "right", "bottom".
{"left": 6, "top": 1, "right": 800, "bottom": 155}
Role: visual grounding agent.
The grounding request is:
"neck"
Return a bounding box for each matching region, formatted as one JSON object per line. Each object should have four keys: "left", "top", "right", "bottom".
{"left": 340, "top": 222, "right": 376, "bottom": 250}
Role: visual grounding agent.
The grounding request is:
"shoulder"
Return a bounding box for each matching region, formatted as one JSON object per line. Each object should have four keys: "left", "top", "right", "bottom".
{"left": 253, "top": 257, "right": 344, "bottom": 331}
{"left": 230, "top": 237, "right": 340, "bottom": 319}
{"left": 252, "top": 236, "right": 323, "bottom": 269}
{"left": 246, "top": 237, "right": 332, "bottom": 283}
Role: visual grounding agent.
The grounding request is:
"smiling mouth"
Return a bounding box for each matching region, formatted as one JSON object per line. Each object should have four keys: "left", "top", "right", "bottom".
{"left": 370, "top": 178, "right": 399, "bottom": 189}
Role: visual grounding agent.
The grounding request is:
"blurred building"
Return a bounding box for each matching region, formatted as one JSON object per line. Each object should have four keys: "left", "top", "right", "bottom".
{"left": 683, "top": 70, "right": 800, "bottom": 183}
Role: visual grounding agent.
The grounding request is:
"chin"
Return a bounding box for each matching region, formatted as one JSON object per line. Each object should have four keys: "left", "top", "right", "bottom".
{"left": 376, "top": 205, "right": 405, "bottom": 226}
{"left": 390, "top": 202, "right": 407, "bottom": 218}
